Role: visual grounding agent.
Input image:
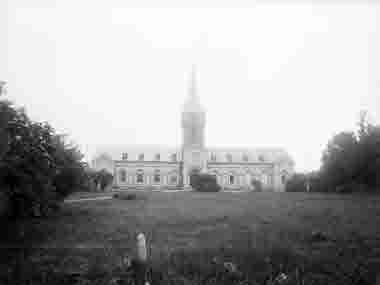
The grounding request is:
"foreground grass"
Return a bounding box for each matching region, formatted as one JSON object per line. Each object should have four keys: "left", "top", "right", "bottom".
{"left": 2, "top": 191, "right": 380, "bottom": 284}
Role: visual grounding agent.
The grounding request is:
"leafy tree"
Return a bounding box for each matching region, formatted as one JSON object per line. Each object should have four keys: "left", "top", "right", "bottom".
{"left": 0, "top": 93, "right": 88, "bottom": 218}
{"left": 321, "top": 131, "right": 358, "bottom": 190}
{"left": 319, "top": 111, "right": 380, "bottom": 193}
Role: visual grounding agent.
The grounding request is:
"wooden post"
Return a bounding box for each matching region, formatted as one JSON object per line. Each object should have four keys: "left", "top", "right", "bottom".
{"left": 134, "top": 233, "right": 149, "bottom": 285}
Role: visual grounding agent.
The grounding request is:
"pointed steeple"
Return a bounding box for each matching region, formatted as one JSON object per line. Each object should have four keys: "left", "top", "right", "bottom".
{"left": 181, "top": 65, "right": 206, "bottom": 149}
{"left": 183, "top": 65, "right": 204, "bottom": 113}
{"left": 189, "top": 64, "right": 197, "bottom": 99}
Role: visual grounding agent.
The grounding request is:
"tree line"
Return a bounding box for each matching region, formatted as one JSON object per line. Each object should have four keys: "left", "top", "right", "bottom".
{"left": 0, "top": 85, "right": 112, "bottom": 219}
{"left": 286, "top": 111, "right": 380, "bottom": 193}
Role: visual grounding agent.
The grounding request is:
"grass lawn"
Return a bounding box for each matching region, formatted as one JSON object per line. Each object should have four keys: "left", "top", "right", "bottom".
{"left": 2, "top": 191, "right": 380, "bottom": 284}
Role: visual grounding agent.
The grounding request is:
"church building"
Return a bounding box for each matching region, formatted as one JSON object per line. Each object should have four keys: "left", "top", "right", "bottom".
{"left": 91, "top": 69, "right": 294, "bottom": 191}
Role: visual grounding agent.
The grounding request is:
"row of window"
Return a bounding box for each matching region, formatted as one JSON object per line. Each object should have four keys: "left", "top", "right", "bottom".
{"left": 119, "top": 170, "right": 281, "bottom": 186}
{"left": 122, "top": 153, "right": 177, "bottom": 162}
{"left": 119, "top": 169, "right": 178, "bottom": 184}
{"left": 212, "top": 174, "right": 273, "bottom": 185}
{"left": 121, "top": 152, "right": 266, "bottom": 163}
{"left": 209, "top": 153, "right": 265, "bottom": 162}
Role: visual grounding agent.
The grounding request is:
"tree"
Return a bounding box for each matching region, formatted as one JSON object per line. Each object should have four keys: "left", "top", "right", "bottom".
{"left": 0, "top": 94, "right": 88, "bottom": 218}
{"left": 321, "top": 131, "right": 358, "bottom": 190}
{"left": 319, "top": 111, "right": 380, "bottom": 193}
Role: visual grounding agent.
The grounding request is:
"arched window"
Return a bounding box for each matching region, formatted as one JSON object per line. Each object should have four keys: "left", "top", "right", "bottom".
{"left": 261, "top": 174, "right": 267, "bottom": 185}
{"left": 226, "top": 153, "right": 232, "bottom": 162}
{"left": 281, "top": 174, "right": 286, "bottom": 184}
{"left": 136, "top": 169, "right": 144, "bottom": 183}
{"left": 154, "top": 169, "right": 161, "bottom": 183}
{"left": 169, "top": 174, "right": 178, "bottom": 184}
{"left": 242, "top": 153, "right": 248, "bottom": 162}
{"left": 229, "top": 175, "right": 234, "bottom": 185}
{"left": 281, "top": 170, "right": 288, "bottom": 184}
{"left": 119, "top": 169, "right": 126, "bottom": 182}
{"left": 155, "top": 153, "right": 160, "bottom": 161}
{"left": 122, "top": 153, "right": 128, "bottom": 160}
{"left": 138, "top": 153, "right": 144, "bottom": 161}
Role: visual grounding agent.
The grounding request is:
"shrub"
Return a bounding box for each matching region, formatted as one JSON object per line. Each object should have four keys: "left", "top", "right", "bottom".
{"left": 113, "top": 192, "right": 146, "bottom": 200}
{"left": 251, "top": 179, "right": 263, "bottom": 192}
{"left": 190, "top": 173, "right": 221, "bottom": 192}
{"left": 335, "top": 182, "right": 370, "bottom": 193}
{"left": 83, "top": 169, "right": 113, "bottom": 192}
{"left": 285, "top": 174, "right": 307, "bottom": 192}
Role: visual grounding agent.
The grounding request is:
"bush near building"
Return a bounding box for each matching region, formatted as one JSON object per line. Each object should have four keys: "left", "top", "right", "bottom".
{"left": 251, "top": 178, "right": 263, "bottom": 192}
{"left": 190, "top": 173, "right": 221, "bottom": 192}
{"left": 85, "top": 169, "right": 114, "bottom": 192}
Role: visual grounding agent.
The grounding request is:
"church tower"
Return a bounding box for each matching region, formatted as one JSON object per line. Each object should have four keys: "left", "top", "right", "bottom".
{"left": 181, "top": 66, "right": 207, "bottom": 184}
{"left": 182, "top": 66, "right": 206, "bottom": 148}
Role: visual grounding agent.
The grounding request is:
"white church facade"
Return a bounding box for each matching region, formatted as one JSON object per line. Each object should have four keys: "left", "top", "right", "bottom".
{"left": 91, "top": 69, "right": 294, "bottom": 191}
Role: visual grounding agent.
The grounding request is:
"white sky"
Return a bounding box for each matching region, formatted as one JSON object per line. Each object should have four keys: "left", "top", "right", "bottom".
{"left": 1, "top": 0, "right": 379, "bottom": 172}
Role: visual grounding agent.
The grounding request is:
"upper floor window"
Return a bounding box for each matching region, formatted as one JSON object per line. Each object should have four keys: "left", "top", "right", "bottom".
{"left": 138, "top": 153, "right": 144, "bottom": 161}
{"left": 210, "top": 152, "right": 216, "bottom": 162}
{"left": 226, "top": 153, "right": 232, "bottom": 162}
{"left": 258, "top": 154, "right": 265, "bottom": 162}
{"left": 155, "top": 153, "right": 160, "bottom": 161}
{"left": 170, "top": 153, "right": 177, "bottom": 162}
{"left": 242, "top": 153, "right": 249, "bottom": 162}
{"left": 122, "top": 153, "right": 128, "bottom": 160}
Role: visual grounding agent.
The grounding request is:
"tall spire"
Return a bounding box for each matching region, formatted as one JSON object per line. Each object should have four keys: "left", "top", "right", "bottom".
{"left": 189, "top": 64, "right": 197, "bottom": 99}
{"left": 183, "top": 65, "right": 204, "bottom": 113}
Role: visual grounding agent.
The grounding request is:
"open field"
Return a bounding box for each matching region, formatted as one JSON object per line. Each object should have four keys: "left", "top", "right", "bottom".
{"left": 2, "top": 191, "right": 380, "bottom": 284}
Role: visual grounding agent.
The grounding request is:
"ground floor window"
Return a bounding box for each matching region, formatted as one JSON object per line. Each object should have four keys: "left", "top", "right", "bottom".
{"left": 154, "top": 169, "right": 161, "bottom": 183}
{"left": 136, "top": 169, "right": 144, "bottom": 184}
{"left": 281, "top": 175, "right": 286, "bottom": 184}
{"left": 169, "top": 174, "right": 177, "bottom": 184}
{"left": 229, "top": 175, "right": 234, "bottom": 185}
{"left": 261, "top": 174, "right": 267, "bottom": 186}
{"left": 119, "top": 169, "right": 126, "bottom": 182}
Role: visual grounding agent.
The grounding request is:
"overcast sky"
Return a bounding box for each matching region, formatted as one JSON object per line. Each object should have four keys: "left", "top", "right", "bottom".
{"left": 1, "top": 0, "right": 379, "bottom": 171}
